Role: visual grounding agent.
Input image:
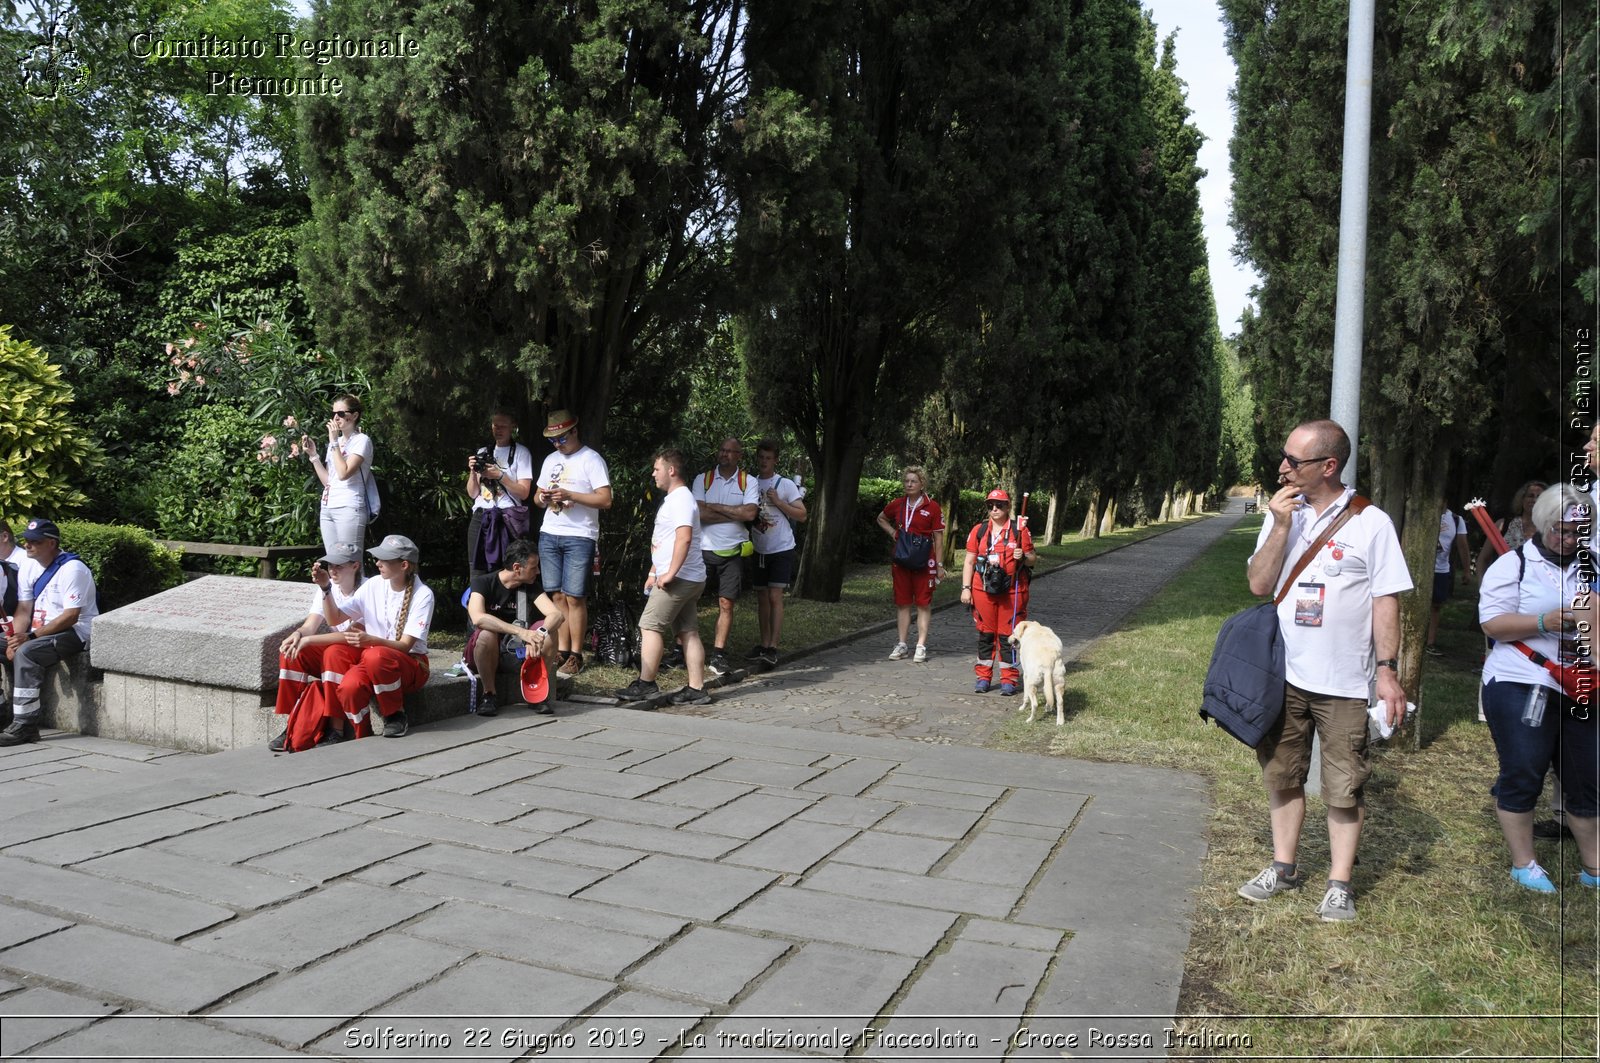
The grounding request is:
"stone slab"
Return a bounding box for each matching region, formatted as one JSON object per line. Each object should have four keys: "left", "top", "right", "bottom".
{"left": 870, "top": 940, "right": 1052, "bottom": 1059}
{"left": 387, "top": 842, "right": 608, "bottom": 896}
{"left": 990, "top": 787, "right": 1091, "bottom": 828}
{"left": 961, "top": 918, "right": 1066, "bottom": 953}
{"left": 391, "top": 870, "right": 687, "bottom": 939}
{"left": 320, "top": 955, "right": 611, "bottom": 1061}
{"left": 525, "top": 836, "right": 648, "bottom": 872}
{"left": 866, "top": 783, "right": 998, "bottom": 812}
{"left": 723, "top": 819, "right": 860, "bottom": 875}
{"left": 404, "top": 899, "right": 662, "bottom": 979}
{"left": 4, "top": 808, "right": 217, "bottom": 865}
{"left": 723, "top": 885, "right": 957, "bottom": 956}
{"left": 684, "top": 792, "right": 814, "bottom": 840}
{"left": 564, "top": 817, "right": 745, "bottom": 860}
{"left": 217, "top": 934, "right": 473, "bottom": 1048}
{"left": 831, "top": 831, "right": 955, "bottom": 874}
{"left": 0, "top": 904, "right": 72, "bottom": 950}
{"left": 577, "top": 990, "right": 710, "bottom": 1059}
{"left": 577, "top": 854, "right": 776, "bottom": 921}
{"left": 799, "top": 757, "right": 897, "bottom": 797}
{"left": 718, "top": 943, "right": 920, "bottom": 1056}
{"left": 640, "top": 777, "right": 757, "bottom": 809}
{"left": 180, "top": 793, "right": 287, "bottom": 819}
{"left": 364, "top": 782, "right": 543, "bottom": 823}
{"left": 0, "top": 854, "right": 235, "bottom": 940}
{"left": 44, "top": 1015, "right": 308, "bottom": 1059}
{"left": 626, "top": 926, "right": 792, "bottom": 1005}
{"left": 938, "top": 830, "right": 1058, "bottom": 888}
{"left": 874, "top": 804, "right": 985, "bottom": 840}
{"left": 622, "top": 747, "right": 734, "bottom": 780}
{"left": 154, "top": 805, "right": 367, "bottom": 864}
{"left": 492, "top": 781, "right": 703, "bottom": 828}
{"left": 186, "top": 881, "right": 438, "bottom": 970}
{"left": 365, "top": 810, "right": 548, "bottom": 853}
{"left": 0, "top": 924, "right": 272, "bottom": 1012}
{"left": 246, "top": 825, "right": 428, "bottom": 883}
{"left": 802, "top": 864, "right": 1019, "bottom": 918}
{"left": 267, "top": 768, "right": 421, "bottom": 808}
{"left": 796, "top": 794, "right": 900, "bottom": 828}
{"left": 0, "top": 987, "right": 119, "bottom": 1058}
{"left": 528, "top": 763, "right": 672, "bottom": 799}
{"left": 91, "top": 575, "right": 309, "bottom": 691}
{"left": 702, "top": 758, "right": 826, "bottom": 788}
{"left": 81, "top": 848, "right": 313, "bottom": 910}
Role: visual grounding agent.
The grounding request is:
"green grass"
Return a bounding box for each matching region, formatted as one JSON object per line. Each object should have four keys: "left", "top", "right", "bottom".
{"left": 990, "top": 519, "right": 1600, "bottom": 1058}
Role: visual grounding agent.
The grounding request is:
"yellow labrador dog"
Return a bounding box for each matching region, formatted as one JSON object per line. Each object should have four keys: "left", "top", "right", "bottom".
{"left": 1008, "top": 620, "right": 1067, "bottom": 725}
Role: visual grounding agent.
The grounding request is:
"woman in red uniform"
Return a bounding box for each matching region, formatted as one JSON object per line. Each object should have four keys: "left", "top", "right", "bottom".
{"left": 875, "top": 466, "right": 946, "bottom": 662}
{"left": 960, "top": 489, "right": 1036, "bottom": 694}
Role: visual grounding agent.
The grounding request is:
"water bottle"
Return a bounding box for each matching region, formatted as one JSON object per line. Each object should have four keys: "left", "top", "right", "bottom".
{"left": 467, "top": 670, "right": 480, "bottom": 715}
{"left": 1522, "top": 685, "right": 1548, "bottom": 727}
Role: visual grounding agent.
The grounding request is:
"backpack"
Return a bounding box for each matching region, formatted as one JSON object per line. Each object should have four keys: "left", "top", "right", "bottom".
{"left": 589, "top": 599, "right": 639, "bottom": 668}
{"left": 1, "top": 559, "right": 16, "bottom": 618}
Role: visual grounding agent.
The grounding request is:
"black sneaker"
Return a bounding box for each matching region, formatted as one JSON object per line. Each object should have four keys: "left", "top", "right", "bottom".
{"left": 0, "top": 720, "right": 40, "bottom": 746}
{"left": 477, "top": 695, "right": 499, "bottom": 718}
{"left": 267, "top": 728, "right": 289, "bottom": 752}
{"left": 707, "top": 652, "right": 730, "bottom": 678}
{"left": 530, "top": 699, "right": 555, "bottom": 716}
{"left": 617, "top": 678, "right": 660, "bottom": 701}
{"left": 315, "top": 726, "right": 347, "bottom": 748}
{"left": 1533, "top": 818, "right": 1566, "bottom": 839}
{"left": 662, "top": 647, "right": 685, "bottom": 670}
{"left": 670, "top": 686, "right": 711, "bottom": 706}
{"left": 760, "top": 647, "right": 779, "bottom": 667}
{"left": 745, "top": 644, "right": 767, "bottom": 661}
{"left": 381, "top": 711, "right": 409, "bottom": 738}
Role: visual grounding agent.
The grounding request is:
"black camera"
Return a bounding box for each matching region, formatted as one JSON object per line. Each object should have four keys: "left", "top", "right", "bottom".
{"left": 471, "top": 446, "right": 496, "bottom": 472}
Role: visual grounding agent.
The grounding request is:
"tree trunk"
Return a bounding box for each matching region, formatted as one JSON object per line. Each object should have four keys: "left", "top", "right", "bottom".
{"left": 1395, "top": 445, "right": 1447, "bottom": 748}
{"left": 1158, "top": 488, "right": 1173, "bottom": 522}
{"left": 796, "top": 436, "right": 871, "bottom": 602}
{"left": 1099, "top": 492, "right": 1118, "bottom": 536}
{"left": 1081, "top": 490, "right": 1100, "bottom": 538}
{"left": 1043, "top": 489, "right": 1060, "bottom": 545}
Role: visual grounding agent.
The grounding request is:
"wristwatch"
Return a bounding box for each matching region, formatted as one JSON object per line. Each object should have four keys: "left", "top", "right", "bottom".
{"left": 1376, "top": 658, "right": 1398, "bottom": 671}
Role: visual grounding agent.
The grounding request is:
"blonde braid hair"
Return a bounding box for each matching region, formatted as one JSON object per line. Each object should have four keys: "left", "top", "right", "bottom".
{"left": 393, "top": 566, "right": 415, "bottom": 640}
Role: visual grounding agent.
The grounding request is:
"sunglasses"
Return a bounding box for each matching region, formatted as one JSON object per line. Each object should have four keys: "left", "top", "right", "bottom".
{"left": 1279, "top": 449, "right": 1330, "bottom": 470}
{"left": 549, "top": 434, "right": 570, "bottom": 445}
{"left": 331, "top": 410, "right": 351, "bottom": 419}
{"left": 988, "top": 501, "right": 1010, "bottom": 510}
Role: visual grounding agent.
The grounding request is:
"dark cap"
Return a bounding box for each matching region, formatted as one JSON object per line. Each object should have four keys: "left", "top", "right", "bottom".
{"left": 21, "top": 518, "right": 60, "bottom": 542}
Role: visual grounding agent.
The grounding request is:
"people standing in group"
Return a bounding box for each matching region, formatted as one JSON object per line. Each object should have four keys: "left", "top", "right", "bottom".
{"left": 746, "top": 439, "right": 807, "bottom": 668}
{"left": 960, "top": 489, "right": 1036, "bottom": 695}
{"left": 1237, "top": 419, "right": 1411, "bottom": 922}
{"left": 465, "top": 538, "right": 564, "bottom": 717}
{"left": 693, "top": 438, "right": 760, "bottom": 678}
{"left": 270, "top": 535, "right": 435, "bottom": 749}
{"left": 269, "top": 542, "right": 365, "bottom": 750}
{"left": 617, "top": 449, "right": 711, "bottom": 705}
{"left": 1, "top": 519, "right": 99, "bottom": 746}
{"left": 1425, "top": 507, "right": 1473, "bottom": 655}
{"left": 533, "top": 410, "right": 612, "bottom": 679}
{"left": 875, "top": 465, "right": 946, "bottom": 663}
{"left": 303, "top": 394, "right": 376, "bottom": 556}
{"left": 1477, "top": 482, "right": 1600, "bottom": 893}
{"left": 465, "top": 410, "right": 534, "bottom": 577}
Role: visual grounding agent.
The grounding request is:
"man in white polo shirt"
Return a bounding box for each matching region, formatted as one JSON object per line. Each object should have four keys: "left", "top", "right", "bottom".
{"left": 693, "top": 437, "right": 759, "bottom": 677}
{"left": 2, "top": 519, "right": 99, "bottom": 746}
{"left": 1238, "top": 419, "right": 1412, "bottom": 922}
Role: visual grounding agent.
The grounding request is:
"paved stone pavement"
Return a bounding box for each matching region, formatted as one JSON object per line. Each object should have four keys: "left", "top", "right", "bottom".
{"left": 0, "top": 508, "right": 1245, "bottom": 1062}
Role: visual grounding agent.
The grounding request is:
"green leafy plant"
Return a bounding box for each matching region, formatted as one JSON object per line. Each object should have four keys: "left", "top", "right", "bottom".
{"left": 0, "top": 325, "right": 99, "bottom": 515}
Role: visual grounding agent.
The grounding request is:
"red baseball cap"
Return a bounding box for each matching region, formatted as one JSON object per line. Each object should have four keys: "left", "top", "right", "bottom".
{"left": 985, "top": 489, "right": 1011, "bottom": 503}
{"left": 520, "top": 654, "right": 550, "bottom": 705}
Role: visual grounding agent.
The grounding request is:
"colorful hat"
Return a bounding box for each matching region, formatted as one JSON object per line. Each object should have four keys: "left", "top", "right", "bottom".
{"left": 520, "top": 653, "right": 550, "bottom": 705}
{"left": 985, "top": 489, "right": 1011, "bottom": 504}
{"left": 543, "top": 409, "right": 578, "bottom": 438}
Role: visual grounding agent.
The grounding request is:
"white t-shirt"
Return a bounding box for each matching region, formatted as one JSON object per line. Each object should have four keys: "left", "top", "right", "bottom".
{"left": 322, "top": 433, "right": 375, "bottom": 510}
{"left": 471, "top": 442, "right": 535, "bottom": 511}
{"left": 16, "top": 554, "right": 98, "bottom": 643}
{"left": 538, "top": 445, "right": 610, "bottom": 541}
{"left": 1252, "top": 489, "right": 1413, "bottom": 700}
{"left": 692, "top": 468, "right": 761, "bottom": 553}
{"left": 308, "top": 578, "right": 362, "bottom": 633}
{"left": 338, "top": 576, "right": 435, "bottom": 655}
{"left": 751, "top": 474, "right": 803, "bottom": 555}
{"left": 652, "top": 486, "right": 707, "bottom": 584}
{"left": 1435, "top": 511, "right": 1467, "bottom": 574}
{"left": 1480, "top": 541, "right": 1591, "bottom": 690}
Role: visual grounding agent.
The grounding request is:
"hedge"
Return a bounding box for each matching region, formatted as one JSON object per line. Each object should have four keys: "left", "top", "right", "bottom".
{"left": 6, "top": 521, "right": 184, "bottom": 612}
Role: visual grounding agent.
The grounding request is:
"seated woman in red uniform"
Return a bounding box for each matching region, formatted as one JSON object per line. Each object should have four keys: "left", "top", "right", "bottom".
{"left": 276, "top": 534, "right": 435, "bottom": 748}
{"left": 270, "top": 542, "right": 365, "bottom": 751}
{"left": 959, "top": 489, "right": 1036, "bottom": 695}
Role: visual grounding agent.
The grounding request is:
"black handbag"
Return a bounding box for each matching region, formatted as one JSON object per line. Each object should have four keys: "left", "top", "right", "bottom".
{"left": 1200, "top": 497, "right": 1367, "bottom": 747}
{"left": 893, "top": 528, "right": 933, "bottom": 570}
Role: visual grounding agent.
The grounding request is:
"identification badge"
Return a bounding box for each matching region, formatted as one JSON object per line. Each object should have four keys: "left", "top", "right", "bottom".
{"left": 1294, "top": 582, "right": 1326, "bottom": 627}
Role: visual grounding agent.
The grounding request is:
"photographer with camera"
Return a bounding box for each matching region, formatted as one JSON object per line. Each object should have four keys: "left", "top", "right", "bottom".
{"left": 465, "top": 411, "right": 534, "bottom": 577}
{"left": 960, "top": 489, "right": 1035, "bottom": 695}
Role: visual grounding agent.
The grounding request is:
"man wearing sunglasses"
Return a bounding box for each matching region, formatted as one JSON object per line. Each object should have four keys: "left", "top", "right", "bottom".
{"left": 533, "top": 410, "right": 612, "bottom": 677}
{"left": 1237, "top": 419, "right": 1411, "bottom": 922}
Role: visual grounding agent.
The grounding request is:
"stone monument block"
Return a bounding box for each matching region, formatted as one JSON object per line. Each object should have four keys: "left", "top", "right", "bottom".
{"left": 91, "top": 576, "right": 311, "bottom": 692}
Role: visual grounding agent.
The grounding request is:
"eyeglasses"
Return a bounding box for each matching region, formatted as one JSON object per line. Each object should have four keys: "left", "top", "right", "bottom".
{"left": 1279, "top": 449, "right": 1330, "bottom": 471}
{"left": 549, "top": 434, "right": 570, "bottom": 446}
{"left": 988, "top": 502, "right": 1010, "bottom": 510}
{"left": 331, "top": 410, "right": 351, "bottom": 419}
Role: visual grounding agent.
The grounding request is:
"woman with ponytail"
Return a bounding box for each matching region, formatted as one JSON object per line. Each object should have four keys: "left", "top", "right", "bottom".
{"left": 299, "top": 534, "right": 435, "bottom": 744}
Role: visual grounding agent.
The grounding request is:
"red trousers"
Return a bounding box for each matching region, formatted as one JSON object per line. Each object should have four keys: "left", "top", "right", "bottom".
{"left": 972, "top": 588, "right": 1028, "bottom": 683}
{"left": 325, "top": 644, "right": 429, "bottom": 728}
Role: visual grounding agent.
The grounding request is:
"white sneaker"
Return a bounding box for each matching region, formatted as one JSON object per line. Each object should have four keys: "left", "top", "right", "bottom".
{"left": 913, "top": 644, "right": 928, "bottom": 663}
{"left": 888, "top": 642, "right": 909, "bottom": 660}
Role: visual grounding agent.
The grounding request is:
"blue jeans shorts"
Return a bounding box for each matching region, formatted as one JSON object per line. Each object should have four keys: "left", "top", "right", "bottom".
{"left": 539, "top": 533, "right": 595, "bottom": 598}
{"left": 1483, "top": 678, "right": 1599, "bottom": 817}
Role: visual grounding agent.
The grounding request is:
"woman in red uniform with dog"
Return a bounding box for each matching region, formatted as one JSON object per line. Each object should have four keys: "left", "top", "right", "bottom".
{"left": 960, "top": 489, "right": 1036, "bottom": 694}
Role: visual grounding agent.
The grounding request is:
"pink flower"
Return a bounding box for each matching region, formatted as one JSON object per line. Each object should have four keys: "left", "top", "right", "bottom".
{"left": 183, "top": 337, "right": 196, "bottom": 348}
{"left": 185, "top": 357, "right": 197, "bottom": 369}
{"left": 283, "top": 416, "right": 298, "bottom": 429}
{"left": 169, "top": 354, "right": 181, "bottom": 366}
{"left": 166, "top": 381, "right": 181, "bottom": 396}
{"left": 256, "top": 451, "right": 268, "bottom": 462}
{"left": 178, "top": 370, "right": 191, "bottom": 383}
{"left": 288, "top": 443, "right": 301, "bottom": 458}
{"left": 261, "top": 434, "right": 278, "bottom": 451}
{"left": 193, "top": 374, "right": 205, "bottom": 386}
{"left": 164, "top": 343, "right": 174, "bottom": 355}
